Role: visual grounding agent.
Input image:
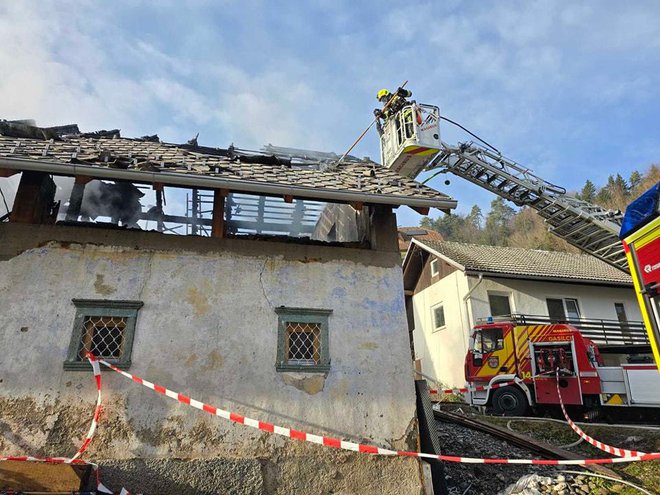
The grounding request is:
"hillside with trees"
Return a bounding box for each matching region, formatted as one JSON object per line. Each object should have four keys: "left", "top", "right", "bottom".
{"left": 420, "top": 165, "right": 659, "bottom": 251}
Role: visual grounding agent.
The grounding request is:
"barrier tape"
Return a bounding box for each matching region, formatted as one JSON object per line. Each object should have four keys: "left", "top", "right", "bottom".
{"left": 0, "top": 355, "right": 130, "bottom": 495}
{"left": 554, "top": 372, "right": 645, "bottom": 458}
{"left": 429, "top": 379, "right": 518, "bottom": 396}
{"left": 99, "top": 359, "right": 660, "bottom": 465}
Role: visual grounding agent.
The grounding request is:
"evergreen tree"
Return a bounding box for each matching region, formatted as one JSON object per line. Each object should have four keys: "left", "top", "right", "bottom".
{"left": 578, "top": 180, "right": 596, "bottom": 202}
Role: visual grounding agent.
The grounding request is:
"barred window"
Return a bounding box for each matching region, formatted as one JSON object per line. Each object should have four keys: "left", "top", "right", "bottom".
{"left": 276, "top": 307, "right": 332, "bottom": 372}
{"left": 64, "top": 299, "right": 143, "bottom": 370}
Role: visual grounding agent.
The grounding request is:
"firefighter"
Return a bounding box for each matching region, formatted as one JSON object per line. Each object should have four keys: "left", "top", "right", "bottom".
{"left": 373, "top": 87, "right": 413, "bottom": 137}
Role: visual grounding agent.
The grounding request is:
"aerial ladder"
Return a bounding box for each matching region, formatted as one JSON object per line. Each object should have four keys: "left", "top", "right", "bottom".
{"left": 374, "top": 94, "right": 627, "bottom": 272}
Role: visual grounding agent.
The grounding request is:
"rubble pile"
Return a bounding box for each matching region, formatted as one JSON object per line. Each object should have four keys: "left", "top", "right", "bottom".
{"left": 500, "top": 472, "right": 628, "bottom": 495}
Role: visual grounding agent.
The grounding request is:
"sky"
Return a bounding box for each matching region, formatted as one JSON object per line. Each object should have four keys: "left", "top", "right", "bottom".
{"left": 1, "top": 0, "right": 659, "bottom": 226}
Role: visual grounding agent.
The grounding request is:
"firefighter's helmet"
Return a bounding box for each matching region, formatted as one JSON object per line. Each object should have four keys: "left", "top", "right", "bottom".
{"left": 377, "top": 89, "right": 390, "bottom": 101}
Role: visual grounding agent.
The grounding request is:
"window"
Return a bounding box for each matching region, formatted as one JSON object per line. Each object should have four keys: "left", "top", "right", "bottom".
{"left": 275, "top": 307, "right": 332, "bottom": 372}
{"left": 474, "top": 327, "right": 504, "bottom": 353}
{"left": 488, "top": 293, "right": 512, "bottom": 317}
{"left": 432, "top": 304, "right": 446, "bottom": 330}
{"left": 64, "top": 299, "right": 143, "bottom": 370}
{"left": 614, "top": 303, "right": 628, "bottom": 324}
{"left": 546, "top": 298, "right": 580, "bottom": 322}
{"left": 564, "top": 298, "right": 580, "bottom": 320}
{"left": 430, "top": 258, "right": 439, "bottom": 277}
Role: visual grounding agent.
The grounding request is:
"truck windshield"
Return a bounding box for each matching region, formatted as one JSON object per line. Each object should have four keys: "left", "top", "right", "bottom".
{"left": 474, "top": 328, "right": 504, "bottom": 353}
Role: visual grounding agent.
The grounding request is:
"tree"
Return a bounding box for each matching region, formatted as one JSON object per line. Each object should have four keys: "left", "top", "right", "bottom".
{"left": 578, "top": 180, "right": 596, "bottom": 203}
{"left": 484, "top": 197, "right": 516, "bottom": 246}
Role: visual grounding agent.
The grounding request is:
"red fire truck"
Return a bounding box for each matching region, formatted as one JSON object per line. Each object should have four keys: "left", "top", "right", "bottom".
{"left": 464, "top": 318, "right": 660, "bottom": 416}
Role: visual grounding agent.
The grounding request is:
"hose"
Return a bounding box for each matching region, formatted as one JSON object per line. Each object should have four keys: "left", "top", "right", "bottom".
{"left": 559, "top": 469, "right": 654, "bottom": 495}
{"left": 499, "top": 415, "right": 660, "bottom": 431}
{"left": 506, "top": 419, "right": 584, "bottom": 449}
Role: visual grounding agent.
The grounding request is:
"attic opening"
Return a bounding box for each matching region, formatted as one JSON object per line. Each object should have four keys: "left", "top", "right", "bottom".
{"left": 2, "top": 172, "right": 371, "bottom": 246}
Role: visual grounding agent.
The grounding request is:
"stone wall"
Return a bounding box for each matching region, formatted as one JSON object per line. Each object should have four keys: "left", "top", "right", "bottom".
{"left": 0, "top": 224, "right": 422, "bottom": 494}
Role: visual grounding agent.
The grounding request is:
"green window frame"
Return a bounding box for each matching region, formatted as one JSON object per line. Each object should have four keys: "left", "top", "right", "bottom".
{"left": 275, "top": 307, "right": 332, "bottom": 372}
{"left": 64, "top": 299, "right": 143, "bottom": 371}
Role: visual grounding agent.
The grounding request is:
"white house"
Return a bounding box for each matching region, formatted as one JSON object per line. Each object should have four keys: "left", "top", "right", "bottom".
{"left": 0, "top": 122, "right": 457, "bottom": 493}
{"left": 403, "top": 239, "right": 644, "bottom": 388}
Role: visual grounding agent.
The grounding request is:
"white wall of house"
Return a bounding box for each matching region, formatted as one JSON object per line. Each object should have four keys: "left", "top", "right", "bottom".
{"left": 412, "top": 268, "right": 640, "bottom": 388}
{"left": 467, "top": 276, "right": 641, "bottom": 324}
{"left": 412, "top": 271, "right": 471, "bottom": 388}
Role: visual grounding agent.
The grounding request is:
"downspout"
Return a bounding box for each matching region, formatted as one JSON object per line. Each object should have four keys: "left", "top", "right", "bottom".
{"left": 463, "top": 273, "right": 484, "bottom": 335}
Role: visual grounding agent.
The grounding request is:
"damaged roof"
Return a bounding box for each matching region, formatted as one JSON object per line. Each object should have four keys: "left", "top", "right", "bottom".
{"left": 0, "top": 121, "right": 456, "bottom": 211}
{"left": 407, "top": 239, "right": 631, "bottom": 286}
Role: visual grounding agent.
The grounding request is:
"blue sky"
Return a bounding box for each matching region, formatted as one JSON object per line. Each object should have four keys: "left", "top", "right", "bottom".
{"left": 1, "top": 1, "right": 659, "bottom": 226}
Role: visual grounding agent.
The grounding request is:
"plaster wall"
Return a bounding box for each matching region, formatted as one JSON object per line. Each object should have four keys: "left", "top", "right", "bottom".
{"left": 467, "top": 276, "right": 641, "bottom": 324}
{"left": 0, "top": 225, "right": 421, "bottom": 493}
{"left": 411, "top": 271, "right": 470, "bottom": 388}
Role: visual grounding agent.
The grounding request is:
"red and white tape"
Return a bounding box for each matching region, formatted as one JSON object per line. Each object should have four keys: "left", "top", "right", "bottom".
{"left": 99, "top": 359, "right": 660, "bottom": 465}
{"left": 0, "top": 355, "right": 132, "bottom": 495}
{"left": 554, "top": 372, "right": 645, "bottom": 458}
{"left": 429, "top": 379, "right": 518, "bottom": 396}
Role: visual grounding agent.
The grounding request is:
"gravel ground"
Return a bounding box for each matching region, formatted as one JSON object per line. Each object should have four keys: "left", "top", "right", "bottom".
{"left": 434, "top": 419, "right": 650, "bottom": 495}
{"left": 436, "top": 419, "right": 564, "bottom": 494}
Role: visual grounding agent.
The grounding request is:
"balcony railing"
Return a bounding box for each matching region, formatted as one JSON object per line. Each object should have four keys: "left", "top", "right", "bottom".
{"left": 476, "top": 313, "right": 649, "bottom": 347}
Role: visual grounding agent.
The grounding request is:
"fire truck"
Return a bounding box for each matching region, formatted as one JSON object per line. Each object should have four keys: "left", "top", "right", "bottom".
{"left": 620, "top": 183, "right": 660, "bottom": 366}
{"left": 463, "top": 317, "right": 660, "bottom": 416}
{"left": 370, "top": 88, "right": 660, "bottom": 414}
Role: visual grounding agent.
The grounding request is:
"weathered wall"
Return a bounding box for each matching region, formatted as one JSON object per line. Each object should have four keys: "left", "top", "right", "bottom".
{"left": 0, "top": 224, "right": 421, "bottom": 494}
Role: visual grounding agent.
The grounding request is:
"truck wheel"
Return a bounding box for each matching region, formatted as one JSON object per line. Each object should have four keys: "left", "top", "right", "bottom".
{"left": 491, "top": 386, "right": 528, "bottom": 416}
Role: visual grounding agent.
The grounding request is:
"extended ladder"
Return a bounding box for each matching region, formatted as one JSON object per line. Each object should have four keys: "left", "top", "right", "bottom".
{"left": 427, "top": 142, "right": 627, "bottom": 272}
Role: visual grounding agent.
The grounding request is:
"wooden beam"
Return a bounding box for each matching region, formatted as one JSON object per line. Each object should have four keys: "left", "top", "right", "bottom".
{"left": 350, "top": 201, "right": 363, "bottom": 211}
{"left": 411, "top": 206, "right": 430, "bottom": 215}
{"left": 211, "top": 189, "right": 226, "bottom": 238}
{"left": 0, "top": 168, "right": 19, "bottom": 178}
{"left": 283, "top": 194, "right": 294, "bottom": 203}
{"left": 74, "top": 175, "right": 93, "bottom": 186}
{"left": 152, "top": 182, "right": 164, "bottom": 192}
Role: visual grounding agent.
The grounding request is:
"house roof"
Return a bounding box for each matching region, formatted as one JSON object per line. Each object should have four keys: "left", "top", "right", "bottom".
{"left": 0, "top": 122, "right": 457, "bottom": 211}
{"left": 397, "top": 227, "right": 443, "bottom": 252}
{"left": 408, "top": 239, "right": 632, "bottom": 286}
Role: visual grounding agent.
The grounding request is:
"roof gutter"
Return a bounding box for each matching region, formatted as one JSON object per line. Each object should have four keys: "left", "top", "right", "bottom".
{"left": 463, "top": 269, "right": 632, "bottom": 287}
{"left": 0, "top": 157, "right": 458, "bottom": 211}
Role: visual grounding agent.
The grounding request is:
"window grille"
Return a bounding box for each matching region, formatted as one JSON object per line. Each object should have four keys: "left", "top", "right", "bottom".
{"left": 275, "top": 307, "right": 332, "bottom": 372}
{"left": 286, "top": 322, "right": 321, "bottom": 366}
{"left": 79, "top": 316, "right": 127, "bottom": 360}
{"left": 65, "top": 299, "right": 142, "bottom": 370}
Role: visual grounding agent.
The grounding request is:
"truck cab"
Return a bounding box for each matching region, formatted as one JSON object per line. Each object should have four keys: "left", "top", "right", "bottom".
{"left": 464, "top": 318, "right": 660, "bottom": 416}
{"left": 379, "top": 103, "right": 442, "bottom": 179}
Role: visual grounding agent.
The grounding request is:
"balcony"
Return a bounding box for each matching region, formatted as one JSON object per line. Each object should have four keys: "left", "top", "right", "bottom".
{"left": 478, "top": 314, "right": 649, "bottom": 351}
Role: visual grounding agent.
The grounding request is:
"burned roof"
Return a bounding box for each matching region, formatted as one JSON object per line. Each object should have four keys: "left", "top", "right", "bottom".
{"left": 408, "top": 239, "right": 631, "bottom": 286}
{"left": 0, "top": 121, "right": 456, "bottom": 211}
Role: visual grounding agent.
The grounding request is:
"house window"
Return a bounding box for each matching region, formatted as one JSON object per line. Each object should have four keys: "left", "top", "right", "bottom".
{"left": 546, "top": 298, "right": 581, "bottom": 322}
{"left": 432, "top": 304, "right": 446, "bottom": 330}
{"left": 614, "top": 303, "right": 628, "bottom": 324}
{"left": 488, "top": 293, "right": 512, "bottom": 317}
{"left": 275, "top": 307, "right": 332, "bottom": 372}
{"left": 64, "top": 299, "right": 143, "bottom": 370}
{"left": 430, "top": 258, "right": 439, "bottom": 277}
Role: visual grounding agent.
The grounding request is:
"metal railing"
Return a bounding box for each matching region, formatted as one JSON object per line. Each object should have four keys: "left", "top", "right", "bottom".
{"left": 476, "top": 313, "right": 649, "bottom": 347}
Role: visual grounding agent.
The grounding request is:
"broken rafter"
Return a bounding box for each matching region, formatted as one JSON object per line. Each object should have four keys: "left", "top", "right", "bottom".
{"left": 411, "top": 206, "right": 430, "bottom": 215}
{"left": 211, "top": 189, "right": 226, "bottom": 238}
{"left": 0, "top": 168, "right": 19, "bottom": 178}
